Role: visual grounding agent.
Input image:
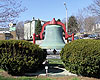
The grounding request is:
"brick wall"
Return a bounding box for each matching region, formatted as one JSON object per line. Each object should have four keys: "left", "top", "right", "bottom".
{"left": 0, "top": 33, "right": 5, "bottom": 40}
{"left": 10, "top": 31, "right": 16, "bottom": 40}
{"left": 0, "top": 31, "right": 16, "bottom": 40}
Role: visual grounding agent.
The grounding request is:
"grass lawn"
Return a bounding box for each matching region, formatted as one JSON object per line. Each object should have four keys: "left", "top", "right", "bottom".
{"left": 0, "top": 69, "right": 4, "bottom": 72}
{"left": 0, "top": 75, "right": 81, "bottom": 80}
{"left": 70, "top": 77, "right": 80, "bottom": 80}
{"left": 48, "top": 59, "right": 64, "bottom": 65}
{"left": 0, "top": 75, "right": 53, "bottom": 80}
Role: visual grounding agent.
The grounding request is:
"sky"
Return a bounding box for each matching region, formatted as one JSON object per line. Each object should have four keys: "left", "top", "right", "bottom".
{"left": 17, "top": 0, "right": 93, "bottom": 22}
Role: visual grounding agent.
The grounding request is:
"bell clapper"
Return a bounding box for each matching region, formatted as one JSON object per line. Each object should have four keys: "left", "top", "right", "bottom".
{"left": 53, "top": 49, "right": 57, "bottom": 54}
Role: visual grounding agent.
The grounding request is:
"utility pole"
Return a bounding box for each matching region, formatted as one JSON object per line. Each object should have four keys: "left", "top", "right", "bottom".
{"left": 64, "top": 2, "right": 68, "bottom": 32}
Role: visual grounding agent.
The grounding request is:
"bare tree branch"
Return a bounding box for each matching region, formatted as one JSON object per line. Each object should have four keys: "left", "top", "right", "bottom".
{"left": 76, "top": 9, "right": 100, "bottom": 32}
{"left": 87, "top": 0, "right": 100, "bottom": 16}
{"left": 0, "top": 0, "right": 26, "bottom": 27}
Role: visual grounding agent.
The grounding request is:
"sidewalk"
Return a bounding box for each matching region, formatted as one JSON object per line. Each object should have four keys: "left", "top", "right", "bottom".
{"left": 25, "top": 64, "right": 77, "bottom": 77}
{"left": 25, "top": 55, "right": 77, "bottom": 77}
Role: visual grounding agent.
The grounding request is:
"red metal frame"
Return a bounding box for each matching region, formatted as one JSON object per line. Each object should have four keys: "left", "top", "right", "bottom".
{"left": 40, "top": 21, "right": 50, "bottom": 39}
{"left": 33, "top": 33, "right": 36, "bottom": 44}
{"left": 33, "top": 18, "right": 74, "bottom": 44}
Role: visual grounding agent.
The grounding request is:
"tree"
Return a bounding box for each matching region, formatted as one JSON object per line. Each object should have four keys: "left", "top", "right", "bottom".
{"left": 35, "top": 19, "right": 42, "bottom": 40}
{"left": 57, "top": 19, "right": 61, "bottom": 22}
{"left": 76, "top": 9, "right": 100, "bottom": 32}
{"left": 0, "top": 0, "right": 26, "bottom": 27}
{"left": 68, "top": 16, "right": 78, "bottom": 33}
{"left": 16, "top": 21, "right": 24, "bottom": 40}
{"left": 87, "top": 0, "right": 100, "bottom": 16}
{"left": 84, "top": 16, "right": 97, "bottom": 32}
{"left": 62, "top": 18, "right": 66, "bottom": 23}
{"left": 76, "top": 9, "right": 90, "bottom": 32}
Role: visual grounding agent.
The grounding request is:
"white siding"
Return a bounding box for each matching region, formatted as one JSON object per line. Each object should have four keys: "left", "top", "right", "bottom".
{"left": 24, "top": 20, "right": 36, "bottom": 40}
{"left": 24, "top": 22, "right": 31, "bottom": 40}
{"left": 31, "top": 20, "right": 35, "bottom": 36}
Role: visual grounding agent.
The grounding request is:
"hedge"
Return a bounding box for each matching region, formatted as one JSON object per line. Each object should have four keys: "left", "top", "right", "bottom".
{"left": 60, "top": 39, "right": 100, "bottom": 78}
{"left": 0, "top": 40, "right": 47, "bottom": 75}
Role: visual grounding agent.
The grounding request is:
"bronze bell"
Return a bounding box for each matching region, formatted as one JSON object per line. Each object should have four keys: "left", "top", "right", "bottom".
{"left": 40, "top": 24, "right": 65, "bottom": 50}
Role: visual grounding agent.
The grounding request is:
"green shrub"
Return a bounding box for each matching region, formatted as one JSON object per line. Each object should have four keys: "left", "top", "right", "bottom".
{"left": 0, "top": 40, "right": 47, "bottom": 75}
{"left": 60, "top": 39, "right": 100, "bottom": 78}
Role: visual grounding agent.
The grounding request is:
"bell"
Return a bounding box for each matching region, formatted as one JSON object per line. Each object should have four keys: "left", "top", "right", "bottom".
{"left": 40, "top": 25, "right": 65, "bottom": 50}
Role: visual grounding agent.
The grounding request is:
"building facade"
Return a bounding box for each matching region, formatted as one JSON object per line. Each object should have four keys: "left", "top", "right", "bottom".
{"left": 92, "top": 23, "right": 100, "bottom": 36}
{"left": 24, "top": 20, "right": 36, "bottom": 40}
{"left": 24, "top": 19, "right": 46, "bottom": 40}
{"left": 0, "top": 25, "right": 16, "bottom": 40}
{"left": 0, "top": 31, "right": 16, "bottom": 40}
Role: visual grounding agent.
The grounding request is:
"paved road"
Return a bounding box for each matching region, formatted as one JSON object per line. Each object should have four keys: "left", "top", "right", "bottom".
{"left": 47, "top": 49, "right": 61, "bottom": 54}
{"left": 46, "top": 49, "right": 61, "bottom": 59}
{"left": 46, "top": 55, "right": 61, "bottom": 59}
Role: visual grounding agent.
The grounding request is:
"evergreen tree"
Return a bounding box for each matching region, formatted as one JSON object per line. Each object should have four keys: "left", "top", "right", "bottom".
{"left": 35, "top": 19, "right": 42, "bottom": 40}
{"left": 68, "top": 16, "right": 78, "bottom": 33}
{"left": 57, "top": 19, "right": 61, "bottom": 22}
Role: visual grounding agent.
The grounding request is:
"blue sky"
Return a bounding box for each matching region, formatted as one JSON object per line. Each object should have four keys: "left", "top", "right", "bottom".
{"left": 17, "top": 0, "right": 93, "bottom": 22}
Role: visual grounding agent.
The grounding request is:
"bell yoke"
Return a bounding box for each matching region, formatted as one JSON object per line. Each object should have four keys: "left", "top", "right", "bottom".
{"left": 33, "top": 18, "right": 74, "bottom": 50}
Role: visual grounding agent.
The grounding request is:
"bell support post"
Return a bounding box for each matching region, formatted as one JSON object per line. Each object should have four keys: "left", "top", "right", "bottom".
{"left": 33, "top": 33, "right": 39, "bottom": 44}
{"left": 72, "top": 33, "right": 74, "bottom": 41}
{"left": 33, "top": 33, "right": 36, "bottom": 44}
{"left": 33, "top": 18, "right": 74, "bottom": 44}
{"left": 39, "top": 18, "right": 74, "bottom": 40}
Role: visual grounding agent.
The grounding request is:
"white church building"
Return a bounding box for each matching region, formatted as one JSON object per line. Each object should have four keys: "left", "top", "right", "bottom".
{"left": 24, "top": 18, "right": 46, "bottom": 40}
